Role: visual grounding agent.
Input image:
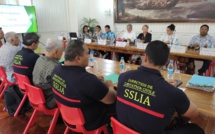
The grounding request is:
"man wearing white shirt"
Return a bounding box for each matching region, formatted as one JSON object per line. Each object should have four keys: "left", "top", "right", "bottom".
{"left": 0, "top": 32, "right": 20, "bottom": 82}
{"left": 118, "top": 24, "right": 136, "bottom": 62}
{"left": 121, "top": 24, "right": 136, "bottom": 42}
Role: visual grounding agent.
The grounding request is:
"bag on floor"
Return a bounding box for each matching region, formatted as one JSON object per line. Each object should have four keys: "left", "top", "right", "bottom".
{"left": 4, "top": 85, "right": 29, "bottom": 116}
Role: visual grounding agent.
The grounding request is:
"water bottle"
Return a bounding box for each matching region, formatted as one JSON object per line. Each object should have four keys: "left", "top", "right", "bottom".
{"left": 207, "top": 40, "right": 212, "bottom": 48}
{"left": 175, "top": 38, "right": 179, "bottom": 46}
{"left": 89, "top": 50, "right": 94, "bottom": 67}
{"left": 120, "top": 57, "right": 125, "bottom": 73}
{"left": 134, "top": 37, "right": 138, "bottom": 47}
{"left": 167, "top": 60, "right": 174, "bottom": 80}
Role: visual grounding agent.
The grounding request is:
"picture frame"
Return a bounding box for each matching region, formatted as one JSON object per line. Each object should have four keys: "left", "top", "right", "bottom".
{"left": 114, "top": 0, "right": 215, "bottom": 23}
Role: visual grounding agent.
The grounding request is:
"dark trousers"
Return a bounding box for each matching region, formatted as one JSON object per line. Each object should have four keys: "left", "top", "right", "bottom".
{"left": 198, "top": 60, "right": 212, "bottom": 73}
{"left": 165, "top": 123, "right": 204, "bottom": 134}
{"left": 118, "top": 53, "right": 131, "bottom": 63}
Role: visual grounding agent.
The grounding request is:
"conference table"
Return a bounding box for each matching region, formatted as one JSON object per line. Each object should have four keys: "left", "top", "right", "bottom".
{"left": 86, "top": 42, "right": 215, "bottom": 60}
{"left": 91, "top": 58, "right": 215, "bottom": 118}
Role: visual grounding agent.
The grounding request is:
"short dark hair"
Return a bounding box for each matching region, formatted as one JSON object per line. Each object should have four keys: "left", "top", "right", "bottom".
{"left": 105, "top": 25, "right": 110, "bottom": 29}
{"left": 23, "top": 32, "right": 40, "bottom": 46}
{"left": 167, "top": 24, "right": 175, "bottom": 31}
{"left": 200, "top": 24, "right": 209, "bottom": 30}
{"left": 65, "top": 40, "right": 85, "bottom": 61}
{"left": 145, "top": 40, "right": 170, "bottom": 66}
{"left": 82, "top": 25, "right": 89, "bottom": 33}
{"left": 0, "top": 27, "right": 2, "bottom": 30}
{"left": 96, "top": 25, "right": 101, "bottom": 30}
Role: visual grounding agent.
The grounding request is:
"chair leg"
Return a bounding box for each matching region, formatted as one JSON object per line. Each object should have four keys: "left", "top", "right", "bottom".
{"left": 64, "top": 127, "right": 70, "bottom": 134}
{"left": 23, "top": 109, "right": 38, "bottom": 134}
{"left": 0, "top": 84, "right": 8, "bottom": 99}
{"left": 47, "top": 110, "right": 60, "bottom": 134}
{"left": 14, "top": 94, "right": 27, "bottom": 117}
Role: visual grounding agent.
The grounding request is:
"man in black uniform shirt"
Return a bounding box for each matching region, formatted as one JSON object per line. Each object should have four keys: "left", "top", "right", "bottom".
{"left": 116, "top": 40, "right": 204, "bottom": 134}
{"left": 51, "top": 40, "right": 116, "bottom": 131}
{"left": 13, "top": 33, "right": 40, "bottom": 83}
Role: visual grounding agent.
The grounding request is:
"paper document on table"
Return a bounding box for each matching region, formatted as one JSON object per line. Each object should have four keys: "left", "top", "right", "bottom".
{"left": 98, "top": 39, "right": 106, "bottom": 45}
{"left": 178, "top": 88, "right": 186, "bottom": 92}
{"left": 104, "top": 73, "right": 119, "bottom": 84}
{"left": 200, "top": 48, "right": 215, "bottom": 56}
{"left": 170, "top": 46, "right": 186, "bottom": 53}
{"left": 136, "top": 43, "right": 147, "bottom": 49}
{"left": 116, "top": 41, "right": 127, "bottom": 47}
{"left": 84, "top": 39, "right": 92, "bottom": 44}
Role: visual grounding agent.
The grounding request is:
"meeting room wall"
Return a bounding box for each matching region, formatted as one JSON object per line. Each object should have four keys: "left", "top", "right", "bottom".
{"left": 2, "top": 0, "right": 215, "bottom": 45}
{"left": 87, "top": 0, "right": 215, "bottom": 45}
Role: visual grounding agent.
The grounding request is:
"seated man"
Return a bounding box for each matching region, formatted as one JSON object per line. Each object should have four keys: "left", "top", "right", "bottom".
{"left": 117, "top": 40, "right": 204, "bottom": 134}
{"left": 33, "top": 38, "right": 64, "bottom": 109}
{"left": 189, "top": 24, "right": 215, "bottom": 75}
{"left": 52, "top": 40, "right": 116, "bottom": 131}
{"left": 13, "top": 33, "right": 40, "bottom": 83}
{"left": 0, "top": 32, "right": 20, "bottom": 82}
{"left": 102, "top": 25, "right": 116, "bottom": 59}
{"left": 118, "top": 24, "right": 136, "bottom": 63}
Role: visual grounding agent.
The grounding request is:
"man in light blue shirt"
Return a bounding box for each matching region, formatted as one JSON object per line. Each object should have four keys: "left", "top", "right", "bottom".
{"left": 103, "top": 25, "right": 115, "bottom": 41}
{"left": 189, "top": 24, "right": 214, "bottom": 75}
{"left": 102, "top": 25, "right": 115, "bottom": 59}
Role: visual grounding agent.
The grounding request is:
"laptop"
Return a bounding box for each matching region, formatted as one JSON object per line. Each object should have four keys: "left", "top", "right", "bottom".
{"left": 69, "top": 32, "right": 78, "bottom": 40}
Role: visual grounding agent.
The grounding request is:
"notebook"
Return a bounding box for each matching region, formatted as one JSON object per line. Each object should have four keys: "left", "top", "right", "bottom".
{"left": 104, "top": 73, "right": 119, "bottom": 84}
{"left": 188, "top": 74, "right": 215, "bottom": 87}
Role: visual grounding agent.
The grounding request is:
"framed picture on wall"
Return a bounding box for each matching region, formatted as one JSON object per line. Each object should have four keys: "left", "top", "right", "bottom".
{"left": 114, "top": 0, "right": 215, "bottom": 23}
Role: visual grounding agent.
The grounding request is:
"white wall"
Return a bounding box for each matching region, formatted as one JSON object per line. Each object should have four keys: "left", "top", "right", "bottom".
{"left": 2, "top": 0, "right": 215, "bottom": 45}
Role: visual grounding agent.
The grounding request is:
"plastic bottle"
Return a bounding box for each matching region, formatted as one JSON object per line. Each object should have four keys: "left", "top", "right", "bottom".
{"left": 89, "top": 50, "right": 94, "bottom": 67}
{"left": 120, "top": 57, "right": 125, "bottom": 73}
{"left": 167, "top": 60, "right": 174, "bottom": 80}
{"left": 175, "top": 38, "right": 179, "bottom": 46}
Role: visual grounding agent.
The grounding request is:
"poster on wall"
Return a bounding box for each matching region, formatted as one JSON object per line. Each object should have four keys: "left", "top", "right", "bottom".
{"left": 114, "top": 0, "right": 215, "bottom": 23}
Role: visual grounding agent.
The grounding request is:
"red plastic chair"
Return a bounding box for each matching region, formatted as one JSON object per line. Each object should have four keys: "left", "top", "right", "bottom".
{"left": 23, "top": 82, "right": 59, "bottom": 134}
{"left": 13, "top": 73, "right": 31, "bottom": 117}
{"left": 206, "top": 61, "right": 215, "bottom": 77}
{"left": 110, "top": 117, "right": 140, "bottom": 134}
{"left": 55, "top": 100, "right": 108, "bottom": 134}
{"left": 0, "top": 66, "right": 15, "bottom": 99}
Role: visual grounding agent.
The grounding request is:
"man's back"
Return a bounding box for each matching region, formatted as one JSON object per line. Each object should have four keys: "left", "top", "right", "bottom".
{"left": 13, "top": 47, "right": 39, "bottom": 83}
{"left": 33, "top": 56, "right": 59, "bottom": 109}
{"left": 52, "top": 65, "right": 109, "bottom": 131}
{"left": 117, "top": 66, "right": 190, "bottom": 134}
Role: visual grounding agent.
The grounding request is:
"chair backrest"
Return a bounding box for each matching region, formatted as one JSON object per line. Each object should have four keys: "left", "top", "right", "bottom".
{"left": 111, "top": 117, "right": 140, "bottom": 134}
{"left": 0, "top": 66, "right": 7, "bottom": 79}
{"left": 55, "top": 100, "right": 85, "bottom": 126}
{"left": 13, "top": 73, "right": 30, "bottom": 90}
{"left": 23, "top": 82, "right": 45, "bottom": 107}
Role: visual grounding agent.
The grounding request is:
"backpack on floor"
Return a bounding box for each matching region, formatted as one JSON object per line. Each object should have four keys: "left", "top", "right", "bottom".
{"left": 4, "top": 85, "right": 29, "bottom": 116}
